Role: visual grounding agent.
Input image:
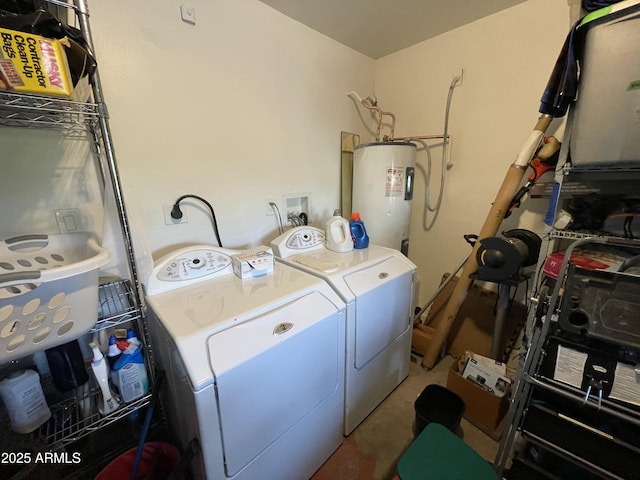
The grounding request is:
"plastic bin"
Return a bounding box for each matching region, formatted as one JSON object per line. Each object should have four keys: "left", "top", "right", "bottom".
{"left": 397, "top": 423, "right": 498, "bottom": 480}
{"left": 414, "top": 384, "right": 465, "bottom": 435}
{"left": 95, "top": 441, "right": 181, "bottom": 480}
{"left": 0, "top": 233, "right": 109, "bottom": 363}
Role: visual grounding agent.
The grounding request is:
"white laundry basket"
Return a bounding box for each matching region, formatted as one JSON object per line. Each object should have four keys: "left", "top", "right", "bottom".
{"left": 0, "top": 233, "right": 110, "bottom": 363}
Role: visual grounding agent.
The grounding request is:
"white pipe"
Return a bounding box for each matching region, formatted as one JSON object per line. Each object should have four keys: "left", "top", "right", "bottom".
{"left": 346, "top": 91, "right": 363, "bottom": 104}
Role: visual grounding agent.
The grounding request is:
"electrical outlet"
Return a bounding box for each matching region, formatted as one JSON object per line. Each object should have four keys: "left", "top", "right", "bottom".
{"left": 164, "top": 204, "right": 188, "bottom": 225}
{"left": 265, "top": 199, "right": 279, "bottom": 216}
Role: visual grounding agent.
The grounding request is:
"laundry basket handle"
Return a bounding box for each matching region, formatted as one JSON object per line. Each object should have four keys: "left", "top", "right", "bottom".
{"left": 0, "top": 271, "right": 41, "bottom": 286}
{"left": 4, "top": 234, "right": 49, "bottom": 251}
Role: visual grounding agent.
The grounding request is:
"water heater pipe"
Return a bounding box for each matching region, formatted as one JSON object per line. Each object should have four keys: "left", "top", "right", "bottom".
{"left": 363, "top": 97, "right": 396, "bottom": 141}
{"left": 346, "top": 92, "right": 396, "bottom": 141}
{"left": 347, "top": 74, "right": 460, "bottom": 229}
{"left": 391, "top": 135, "right": 446, "bottom": 140}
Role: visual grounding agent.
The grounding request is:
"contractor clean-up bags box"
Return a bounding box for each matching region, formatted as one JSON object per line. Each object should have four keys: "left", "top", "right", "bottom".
{"left": 0, "top": 27, "right": 90, "bottom": 99}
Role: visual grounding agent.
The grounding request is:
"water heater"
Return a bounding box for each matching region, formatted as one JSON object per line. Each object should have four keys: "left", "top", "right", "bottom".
{"left": 352, "top": 142, "right": 417, "bottom": 254}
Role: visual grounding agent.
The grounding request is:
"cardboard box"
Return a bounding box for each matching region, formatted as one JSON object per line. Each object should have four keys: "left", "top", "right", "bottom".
{"left": 0, "top": 28, "right": 90, "bottom": 99}
{"left": 232, "top": 247, "right": 274, "bottom": 279}
{"left": 467, "top": 352, "right": 507, "bottom": 376}
{"left": 461, "top": 357, "right": 511, "bottom": 398}
{"left": 414, "top": 273, "right": 527, "bottom": 361}
{"left": 447, "top": 361, "right": 510, "bottom": 435}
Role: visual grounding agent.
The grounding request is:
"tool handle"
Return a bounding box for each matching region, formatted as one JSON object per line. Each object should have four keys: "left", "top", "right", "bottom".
{"left": 422, "top": 115, "right": 553, "bottom": 369}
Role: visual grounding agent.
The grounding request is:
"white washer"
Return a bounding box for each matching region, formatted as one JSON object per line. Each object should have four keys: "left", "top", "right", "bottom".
{"left": 144, "top": 245, "right": 346, "bottom": 480}
{"left": 271, "top": 227, "right": 416, "bottom": 434}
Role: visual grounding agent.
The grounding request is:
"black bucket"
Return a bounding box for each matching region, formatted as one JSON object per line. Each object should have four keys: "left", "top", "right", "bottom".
{"left": 414, "top": 384, "right": 465, "bottom": 436}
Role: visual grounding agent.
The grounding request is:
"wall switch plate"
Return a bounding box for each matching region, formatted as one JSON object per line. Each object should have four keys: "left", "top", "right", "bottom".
{"left": 164, "top": 204, "right": 188, "bottom": 225}
{"left": 180, "top": 4, "right": 196, "bottom": 25}
{"left": 55, "top": 208, "right": 82, "bottom": 233}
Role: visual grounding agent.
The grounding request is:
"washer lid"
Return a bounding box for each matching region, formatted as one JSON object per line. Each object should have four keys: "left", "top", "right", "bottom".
{"left": 274, "top": 243, "right": 416, "bottom": 303}
{"left": 145, "top": 261, "right": 344, "bottom": 391}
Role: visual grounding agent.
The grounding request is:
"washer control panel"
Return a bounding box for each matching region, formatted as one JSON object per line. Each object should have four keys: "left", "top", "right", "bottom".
{"left": 157, "top": 249, "right": 233, "bottom": 282}
{"left": 146, "top": 245, "right": 241, "bottom": 295}
{"left": 271, "top": 227, "right": 325, "bottom": 257}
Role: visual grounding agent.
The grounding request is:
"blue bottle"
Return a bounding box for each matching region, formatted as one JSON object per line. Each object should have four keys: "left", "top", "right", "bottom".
{"left": 350, "top": 212, "right": 369, "bottom": 249}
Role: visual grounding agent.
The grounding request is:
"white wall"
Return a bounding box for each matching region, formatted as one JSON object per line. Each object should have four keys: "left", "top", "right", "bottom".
{"left": 374, "top": 0, "right": 573, "bottom": 307}
{"left": 0, "top": 0, "right": 579, "bottom": 300}
{"left": 0, "top": 128, "right": 104, "bottom": 238}
{"left": 89, "top": 0, "right": 375, "bottom": 259}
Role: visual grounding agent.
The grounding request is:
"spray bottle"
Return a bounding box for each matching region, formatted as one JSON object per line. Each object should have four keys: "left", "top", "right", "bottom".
{"left": 90, "top": 342, "right": 119, "bottom": 415}
{"left": 126, "top": 328, "right": 141, "bottom": 347}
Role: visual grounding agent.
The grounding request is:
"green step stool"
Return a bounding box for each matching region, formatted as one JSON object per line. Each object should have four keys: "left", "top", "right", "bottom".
{"left": 396, "top": 423, "right": 499, "bottom": 480}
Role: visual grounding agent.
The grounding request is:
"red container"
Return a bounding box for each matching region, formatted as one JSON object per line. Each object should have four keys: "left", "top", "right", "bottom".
{"left": 95, "top": 441, "right": 181, "bottom": 480}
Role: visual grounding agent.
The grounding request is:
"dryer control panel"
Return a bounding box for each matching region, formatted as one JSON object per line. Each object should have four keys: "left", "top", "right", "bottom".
{"left": 145, "top": 245, "right": 242, "bottom": 295}
{"left": 271, "top": 227, "right": 325, "bottom": 257}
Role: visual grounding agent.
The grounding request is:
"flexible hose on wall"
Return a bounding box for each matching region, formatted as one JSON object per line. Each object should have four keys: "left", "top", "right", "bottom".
{"left": 405, "top": 73, "right": 461, "bottom": 230}
{"left": 347, "top": 72, "right": 461, "bottom": 230}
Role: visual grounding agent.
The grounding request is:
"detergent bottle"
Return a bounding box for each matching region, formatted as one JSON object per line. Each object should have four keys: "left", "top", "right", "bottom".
{"left": 0, "top": 369, "right": 51, "bottom": 433}
{"left": 113, "top": 343, "right": 149, "bottom": 403}
{"left": 325, "top": 209, "right": 353, "bottom": 253}
{"left": 350, "top": 212, "right": 369, "bottom": 249}
{"left": 90, "top": 343, "right": 120, "bottom": 416}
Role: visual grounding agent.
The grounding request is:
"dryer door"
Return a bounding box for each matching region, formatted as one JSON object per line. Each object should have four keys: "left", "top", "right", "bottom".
{"left": 208, "top": 291, "right": 341, "bottom": 477}
{"left": 345, "top": 257, "right": 414, "bottom": 369}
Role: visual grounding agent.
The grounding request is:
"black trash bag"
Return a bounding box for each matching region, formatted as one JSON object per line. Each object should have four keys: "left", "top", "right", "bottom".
{"left": 0, "top": 0, "right": 49, "bottom": 16}
{"left": 0, "top": 1, "right": 96, "bottom": 84}
{"left": 563, "top": 195, "right": 621, "bottom": 232}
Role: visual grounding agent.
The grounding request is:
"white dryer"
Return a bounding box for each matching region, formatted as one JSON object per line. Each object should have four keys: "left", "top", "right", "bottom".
{"left": 144, "top": 245, "right": 346, "bottom": 480}
{"left": 271, "top": 227, "right": 416, "bottom": 434}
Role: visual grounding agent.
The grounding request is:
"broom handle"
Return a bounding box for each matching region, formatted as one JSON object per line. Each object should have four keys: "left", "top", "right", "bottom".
{"left": 421, "top": 114, "right": 553, "bottom": 369}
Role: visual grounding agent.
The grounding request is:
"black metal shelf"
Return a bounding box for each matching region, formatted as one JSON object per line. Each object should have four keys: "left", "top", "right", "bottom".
{"left": 496, "top": 234, "right": 640, "bottom": 478}
{"left": 519, "top": 400, "right": 640, "bottom": 480}
{"left": 524, "top": 373, "right": 640, "bottom": 428}
{"left": 520, "top": 431, "right": 626, "bottom": 480}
